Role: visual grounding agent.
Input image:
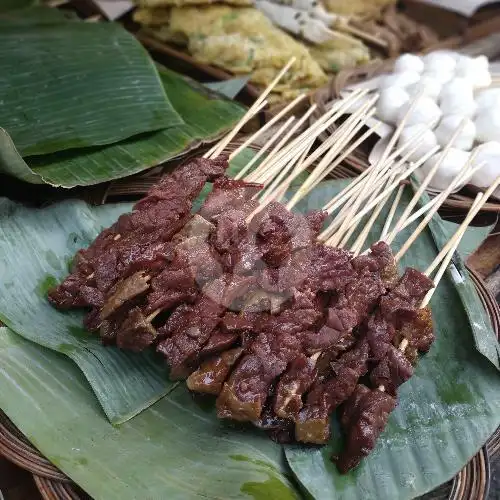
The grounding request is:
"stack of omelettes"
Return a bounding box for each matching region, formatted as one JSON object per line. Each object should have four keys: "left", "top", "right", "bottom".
{"left": 47, "top": 154, "right": 436, "bottom": 474}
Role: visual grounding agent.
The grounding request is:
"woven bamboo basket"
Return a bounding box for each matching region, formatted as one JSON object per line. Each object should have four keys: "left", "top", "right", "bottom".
{"left": 0, "top": 150, "right": 498, "bottom": 500}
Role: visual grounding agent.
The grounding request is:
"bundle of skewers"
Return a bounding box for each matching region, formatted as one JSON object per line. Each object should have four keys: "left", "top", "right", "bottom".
{"left": 47, "top": 60, "right": 500, "bottom": 473}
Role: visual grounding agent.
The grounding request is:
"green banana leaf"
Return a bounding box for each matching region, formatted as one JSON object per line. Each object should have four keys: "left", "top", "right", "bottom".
{"left": 0, "top": 173, "right": 498, "bottom": 499}
{"left": 0, "top": 5, "right": 79, "bottom": 23}
{"left": 0, "top": 68, "right": 245, "bottom": 187}
{"left": 0, "top": 328, "right": 299, "bottom": 499}
{"left": 0, "top": 0, "right": 38, "bottom": 12}
{"left": 0, "top": 20, "right": 180, "bottom": 157}
{"left": 204, "top": 76, "right": 251, "bottom": 99}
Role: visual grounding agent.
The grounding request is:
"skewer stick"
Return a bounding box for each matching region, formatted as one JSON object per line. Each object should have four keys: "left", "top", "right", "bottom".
{"left": 423, "top": 173, "right": 500, "bottom": 287}
{"left": 205, "top": 57, "right": 296, "bottom": 159}
{"left": 321, "top": 123, "right": 428, "bottom": 216}
{"left": 321, "top": 135, "right": 435, "bottom": 244}
{"left": 236, "top": 116, "right": 296, "bottom": 181}
{"left": 389, "top": 119, "right": 467, "bottom": 236}
{"left": 285, "top": 95, "right": 378, "bottom": 209}
{"left": 247, "top": 105, "right": 318, "bottom": 184}
{"left": 394, "top": 161, "right": 485, "bottom": 233}
{"left": 350, "top": 174, "right": 398, "bottom": 255}
{"left": 229, "top": 94, "right": 306, "bottom": 160}
{"left": 334, "top": 19, "right": 388, "bottom": 48}
{"left": 254, "top": 89, "right": 370, "bottom": 184}
{"left": 424, "top": 193, "right": 484, "bottom": 278}
{"left": 283, "top": 108, "right": 376, "bottom": 208}
{"left": 394, "top": 152, "right": 478, "bottom": 262}
{"left": 380, "top": 184, "right": 405, "bottom": 240}
{"left": 327, "top": 146, "right": 438, "bottom": 246}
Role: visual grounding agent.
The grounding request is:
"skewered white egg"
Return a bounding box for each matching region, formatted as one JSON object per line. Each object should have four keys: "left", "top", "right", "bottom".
{"left": 423, "top": 52, "right": 457, "bottom": 74}
{"left": 375, "top": 86, "right": 410, "bottom": 124}
{"left": 379, "top": 71, "right": 420, "bottom": 90}
{"left": 420, "top": 148, "right": 471, "bottom": 191}
{"left": 396, "top": 96, "right": 442, "bottom": 128}
{"left": 394, "top": 53, "right": 424, "bottom": 74}
{"left": 470, "top": 141, "right": 500, "bottom": 198}
{"left": 440, "top": 77, "right": 474, "bottom": 102}
{"left": 434, "top": 114, "right": 476, "bottom": 151}
{"left": 406, "top": 75, "right": 442, "bottom": 100}
{"left": 397, "top": 124, "right": 438, "bottom": 162}
{"left": 439, "top": 91, "right": 477, "bottom": 117}
{"left": 420, "top": 70, "right": 453, "bottom": 85}
{"left": 475, "top": 88, "right": 500, "bottom": 111}
{"left": 455, "top": 55, "right": 491, "bottom": 88}
{"left": 475, "top": 107, "right": 500, "bottom": 142}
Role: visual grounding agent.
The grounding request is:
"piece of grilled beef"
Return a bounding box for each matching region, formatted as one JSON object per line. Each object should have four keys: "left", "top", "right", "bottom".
{"left": 336, "top": 384, "right": 396, "bottom": 473}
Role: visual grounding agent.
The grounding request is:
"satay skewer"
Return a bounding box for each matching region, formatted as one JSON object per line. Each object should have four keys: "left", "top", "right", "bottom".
{"left": 389, "top": 120, "right": 468, "bottom": 237}
{"left": 379, "top": 184, "right": 405, "bottom": 241}
{"left": 247, "top": 89, "right": 370, "bottom": 183}
{"left": 204, "top": 57, "right": 297, "bottom": 159}
{"left": 393, "top": 153, "right": 480, "bottom": 262}
{"left": 229, "top": 94, "right": 306, "bottom": 161}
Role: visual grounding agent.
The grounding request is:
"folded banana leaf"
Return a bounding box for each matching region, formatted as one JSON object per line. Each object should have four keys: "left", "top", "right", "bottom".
{"left": 0, "top": 327, "right": 299, "bottom": 499}
{"left": 0, "top": 68, "right": 245, "bottom": 187}
{"left": 0, "top": 173, "right": 498, "bottom": 499}
{"left": 0, "top": 19, "right": 180, "bottom": 157}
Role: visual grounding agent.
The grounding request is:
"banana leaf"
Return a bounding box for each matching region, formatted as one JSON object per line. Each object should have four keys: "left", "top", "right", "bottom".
{"left": 0, "top": 328, "right": 299, "bottom": 499}
{"left": 0, "top": 0, "right": 37, "bottom": 12}
{"left": 0, "top": 20, "right": 180, "bottom": 157}
{"left": 0, "top": 68, "right": 245, "bottom": 187}
{"left": 0, "top": 174, "right": 498, "bottom": 499}
{"left": 204, "top": 76, "right": 251, "bottom": 99}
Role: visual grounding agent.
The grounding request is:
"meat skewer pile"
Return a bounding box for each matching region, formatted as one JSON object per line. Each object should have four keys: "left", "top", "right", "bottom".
{"left": 47, "top": 61, "right": 500, "bottom": 473}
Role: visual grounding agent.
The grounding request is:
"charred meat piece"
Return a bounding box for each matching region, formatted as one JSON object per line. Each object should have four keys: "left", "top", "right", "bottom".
{"left": 295, "top": 342, "right": 369, "bottom": 444}
{"left": 380, "top": 268, "right": 434, "bottom": 327}
{"left": 336, "top": 384, "right": 396, "bottom": 473}
{"left": 274, "top": 355, "right": 317, "bottom": 420}
{"left": 116, "top": 307, "right": 158, "bottom": 352}
{"left": 48, "top": 274, "right": 103, "bottom": 309}
{"left": 393, "top": 306, "right": 435, "bottom": 365}
{"left": 217, "top": 329, "right": 304, "bottom": 421}
{"left": 200, "top": 329, "right": 239, "bottom": 358}
{"left": 100, "top": 271, "right": 151, "bottom": 320}
{"left": 203, "top": 274, "right": 257, "bottom": 309}
{"left": 325, "top": 269, "right": 386, "bottom": 338}
{"left": 157, "top": 295, "right": 225, "bottom": 380}
{"left": 220, "top": 311, "right": 261, "bottom": 334}
{"left": 200, "top": 177, "right": 262, "bottom": 222}
{"left": 370, "top": 345, "right": 413, "bottom": 395}
{"left": 187, "top": 347, "right": 244, "bottom": 395}
{"left": 352, "top": 241, "right": 398, "bottom": 288}
{"left": 304, "top": 244, "right": 354, "bottom": 293}
{"left": 362, "top": 312, "right": 396, "bottom": 361}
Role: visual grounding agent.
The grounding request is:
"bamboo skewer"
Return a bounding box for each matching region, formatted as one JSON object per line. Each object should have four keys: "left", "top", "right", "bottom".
{"left": 205, "top": 57, "right": 297, "bottom": 159}
{"left": 251, "top": 89, "right": 370, "bottom": 184}
{"left": 393, "top": 154, "right": 480, "bottom": 261}
{"left": 236, "top": 116, "right": 297, "bottom": 181}
{"left": 229, "top": 94, "right": 306, "bottom": 160}
{"left": 321, "top": 138, "right": 437, "bottom": 244}
{"left": 320, "top": 123, "right": 429, "bottom": 217}
{"left": 380, "top": 184, "right": 405, "bottom": 241}
{"left": 392, "top": 161, "right": 485, "bottom": 235}
{"left": 424, "top": 173, "right": 500, "bottom": 284}
{"left": 325, "top": 148, "right": 437, "bottom": 246}
{"left": 248, "top": 106, "right": 318, "bottom": 184}
{"left": 350, "top": 174, "right": 398, "bottom": 255}
{"left": 389, "top": 120, "right": 467, "bottom": 237}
